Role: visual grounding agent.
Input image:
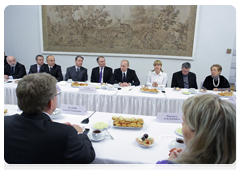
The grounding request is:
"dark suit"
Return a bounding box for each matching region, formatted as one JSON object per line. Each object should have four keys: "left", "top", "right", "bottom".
{"left": 110, "top": 68, "right": 140, "bottom": 86}
{"left": 40, "top": 64, "right": 63, "bottom": 81}
{"left": 28, "top": 64, "right": 46, "bottom": 74}
{"left": 91, "top": 66, "right": 113, "bottom": 83}
{"left": 171, "top": 71, "right": 198, "bottom": 89}
{"left": 4, "top": 112, "right": 95, "bottom": 164}
{"left": 65, "top": 66, "right": 88, "bottom": 81}
{"left": 4, "top": 62, "right": 26, "bottom": 79}
{"left": 4, "top": 55, "right": 7, "bottom": 66}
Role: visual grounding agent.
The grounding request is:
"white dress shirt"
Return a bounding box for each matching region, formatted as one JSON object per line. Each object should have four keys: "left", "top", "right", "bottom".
{"left": 145, "top": 71, "right": 168, "bottom": 87}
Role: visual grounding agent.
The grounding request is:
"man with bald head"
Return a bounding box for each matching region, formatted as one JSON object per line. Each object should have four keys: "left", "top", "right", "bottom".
{"left": 40, "top": 55, "right": 63, "bottom": 81}
{"left": 4, "top": 55, "right": 26, "bottom": 79}
{"left": 110, "top": 59, "right": 140, "bottom": 87}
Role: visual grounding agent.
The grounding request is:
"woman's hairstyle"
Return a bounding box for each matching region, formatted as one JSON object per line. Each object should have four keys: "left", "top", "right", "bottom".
{"left": 211, "top": 64, "right": 222, "bottom": 72}
{"left": 174, "top": 94, "right": 236, "bottom": 164}
{"left": 16, "top": 73, "right": 57, "bottom": 114}
{"left": 152, "top": 60, "right": 163, "bottom": 72}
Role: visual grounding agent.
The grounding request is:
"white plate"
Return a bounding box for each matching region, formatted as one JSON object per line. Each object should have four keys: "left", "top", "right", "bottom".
{"left": 173, "top": 88, "right": 181, "bottom": 91}
{"left": 135, "top": 138, "right": 154, "bottom": 148}
{"left": 50, "top": 109, "right": 62, "bottom": 119}
{"left": 88, "top": 131, "right": 107, "bottom": 142}
{"left": 175, "top": 127, "right": 183, "bottom": 137}
{"left": 92, "top": 122, "right": 109, "bottom": 130}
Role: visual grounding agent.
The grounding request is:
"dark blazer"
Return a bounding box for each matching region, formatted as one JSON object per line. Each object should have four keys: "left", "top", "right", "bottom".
{"left": 40, "top": 64, "right": 63, "bottom": 81}
{"left": 171, "top": 71, "right": 198, "bottom": 89}
{"left": 91, "top": 66, "right": 113, "bottom": 83}
{"left": 4, "top": 62, "right": 26, "bottom": 79}
{"left": 28, "top": 64, "right": 46, "bottom": 74}
{"left": 4, "top": 112, "right": 95, "bottom": 164}
{"left": 203, "top": 75, "right": 230, "bottom": 90}
{"left": 4, "top": 55, "right": 7, "bottom": 66}
{"left": 110, "top": 68, "right": 140, "bottom": 86}
{"left": 65, "top": 66, "right": 88, "bottom": 81}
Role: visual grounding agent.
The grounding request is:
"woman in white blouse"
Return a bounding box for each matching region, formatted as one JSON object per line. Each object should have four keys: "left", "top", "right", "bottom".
{"left": 145, "top": 60, "right": 168, "bottom": 87}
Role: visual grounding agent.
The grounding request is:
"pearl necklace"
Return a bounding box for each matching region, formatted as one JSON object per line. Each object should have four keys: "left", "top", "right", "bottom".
{"left": 213, "top": 76, "right": 220, "bottom": 87}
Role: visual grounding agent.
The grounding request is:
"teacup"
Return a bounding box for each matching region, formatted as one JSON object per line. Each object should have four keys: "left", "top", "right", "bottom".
{"left": 158, "top": 85, "right": 165, "bottom": 91}
{"left": 67, "top": 79, "right": 73, "bottom": 83}
{"left": 175, "top": 137, "right": 186, "bottom": 149}
{"left": 189, "top": 88, "right": 197, "bottom": 94}
{"left": 92, "top": 129, "right": 103, "bottom": 140}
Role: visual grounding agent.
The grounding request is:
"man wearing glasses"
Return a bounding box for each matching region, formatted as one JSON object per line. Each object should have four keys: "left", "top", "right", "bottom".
{"left": 171, "top": 62, "right": 198, "bottom": 89}
{"left": 4, "top": 73, "right": 95, "bottom": 163}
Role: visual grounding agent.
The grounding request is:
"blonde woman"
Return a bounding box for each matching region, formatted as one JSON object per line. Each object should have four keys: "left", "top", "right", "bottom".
{"left": 157, "top": 94, "right": 236, "bottom": 164}
{"left": 145, "top": 60, "right": 167, "bottom": 87}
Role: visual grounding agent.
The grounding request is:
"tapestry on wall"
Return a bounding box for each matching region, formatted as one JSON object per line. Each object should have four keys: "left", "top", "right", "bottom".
{"left": 41, "top": 5, "right": 197, "bottom": 57}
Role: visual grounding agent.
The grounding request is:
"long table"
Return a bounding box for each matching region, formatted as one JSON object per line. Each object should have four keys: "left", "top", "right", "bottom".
{"left": 4, "top": 104, "right": 183, "bottom": 164}
{"left": 4, "top": 80, "right": 233, "bottom": 116}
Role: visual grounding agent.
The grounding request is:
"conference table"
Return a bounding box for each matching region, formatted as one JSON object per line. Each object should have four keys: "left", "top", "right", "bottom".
{"left": 4, "top": 79, "right": 234, "bottom": 116}
{"left": 4, "top": 104, "right": 184, "bottom": 164}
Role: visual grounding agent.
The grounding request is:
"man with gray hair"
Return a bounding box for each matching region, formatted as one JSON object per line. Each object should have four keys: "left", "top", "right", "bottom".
{"left": 171, "top": 62, "right": 198, "bottom": 89}
{"left": 4, "top": 55, "right": 26, "bottom": 79}
{"left": 4, "top": 73, "right": 95, "bottom": 163}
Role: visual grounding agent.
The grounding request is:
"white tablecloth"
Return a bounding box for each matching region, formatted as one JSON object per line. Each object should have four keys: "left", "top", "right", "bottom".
{"left": 4, "top": 80, "right": 232, "bottom": 116}
{"left": 4, "top": 104, "right": 183, "bottom": 164}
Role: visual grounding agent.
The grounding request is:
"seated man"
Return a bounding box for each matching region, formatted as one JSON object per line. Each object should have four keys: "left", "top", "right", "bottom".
{"left": 4, "top": 55, "right": 26, "bottom": 79}
{"left": 110, "top": 59, "right": 140, "bottom": 87}
{"left": 28, "top": 54, "right": 46, "bottom": 74}
{"left": 65, "top": 56, "right": 88, "bottom": 81}
{"left": 40, "top": 55, "right": 63, "bottom": 81}
{"left": 91, "top": 56, "right": 112, "bottom": 83}
{"left": 171, "top": 62, "right": 198, "bottom": 89}
{"left": 4, "top": 73, "right": 95, "bottom": 164}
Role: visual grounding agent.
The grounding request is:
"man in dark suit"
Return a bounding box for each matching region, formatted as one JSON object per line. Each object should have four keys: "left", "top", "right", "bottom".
{"left": 171, "top": 62, "right": 198, "bottom": 89}
{"left": 40, "top": 55, "right": 63, "bottom": 81}
{"left": 91, "top": 56, "right": 112, "bottom": 83}
{"left": 65, "top": 56, "right": 88, "bottom": 81}
{"left": 4, "top": 55, "right": 26, "bottom": 79}
{"left": 111, "top": 59, "right": 140, "bottom": 87}
{"left": 28, "top": 54, "right": 46, "bottom": 74}
{"left": 4, "top": 73, "right": 95, "bottom": 164}
{"left": 4, "top": 52, "right": 7, "bottom": 66}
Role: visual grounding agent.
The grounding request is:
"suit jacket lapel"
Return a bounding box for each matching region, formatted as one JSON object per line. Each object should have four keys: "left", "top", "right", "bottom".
{"left": 180, "top": 73, "right": 184, "bottom": 87}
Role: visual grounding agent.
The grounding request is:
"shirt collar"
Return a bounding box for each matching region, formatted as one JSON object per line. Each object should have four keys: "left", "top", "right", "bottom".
{"left": 42, "top": 111, "right": 51, "bottom": 119}
{"left": 75, "top": 66, "right": 81, "bottom": 70}
{"left": 154, "top": 71, "right": 162, "bottom": 76}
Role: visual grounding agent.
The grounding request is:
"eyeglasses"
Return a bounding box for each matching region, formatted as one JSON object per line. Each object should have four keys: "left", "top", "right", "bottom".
{"left": 55, "top": 91, "right": 61, "bottom": 96}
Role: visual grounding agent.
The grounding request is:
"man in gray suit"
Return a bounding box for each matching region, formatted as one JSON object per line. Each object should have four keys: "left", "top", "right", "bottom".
{"left": 65, "top": 56, "right": 88, "bottom": 81}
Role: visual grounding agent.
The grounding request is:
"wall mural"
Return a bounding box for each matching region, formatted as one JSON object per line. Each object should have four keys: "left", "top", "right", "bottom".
{"left": 41, "top": 5, "right": 197, "bottom": 57}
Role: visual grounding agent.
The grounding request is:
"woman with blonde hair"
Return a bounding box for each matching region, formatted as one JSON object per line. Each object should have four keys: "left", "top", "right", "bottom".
{"left": 145, "top": 60, "right": 168, "bottom": 87}
{"left": 202, "top": 64, "right": 230, "bottom": 91}
{"left": 157, "top": 94, "right": 236, "bottom": 164}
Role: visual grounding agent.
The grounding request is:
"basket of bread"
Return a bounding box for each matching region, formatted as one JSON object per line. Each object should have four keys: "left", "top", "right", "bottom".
{"left": 112, "top": 115, "right": 144, "bottom": 128}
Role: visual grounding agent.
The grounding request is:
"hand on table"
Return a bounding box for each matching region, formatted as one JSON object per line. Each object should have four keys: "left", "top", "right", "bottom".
{"left": 4, "top": 75, "right": 9, "bottom": 79}
{"left": 213, "top": 88, "right": 218, "bottom": 91}
{"left": 120, "top": 82, "right": 130, "bottom": 87}
{"left": 168, "top": 148, "right": 183, "bottom": 160}
{"left": 152, "top": 82, "right": 158, "bottom": 87}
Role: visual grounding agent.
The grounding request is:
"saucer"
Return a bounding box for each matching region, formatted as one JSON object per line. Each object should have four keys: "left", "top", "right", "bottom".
{"left": 88, "top": 131, "right": 107, "bottom": 142}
